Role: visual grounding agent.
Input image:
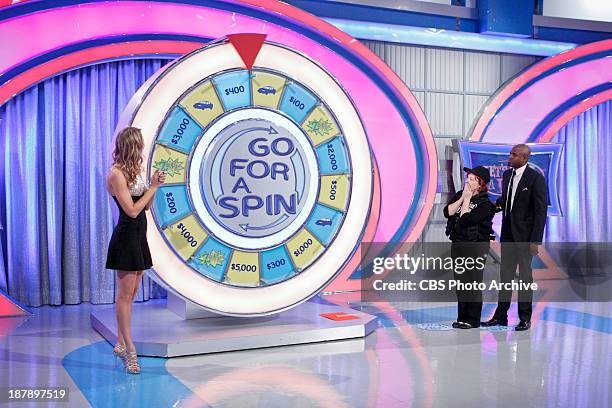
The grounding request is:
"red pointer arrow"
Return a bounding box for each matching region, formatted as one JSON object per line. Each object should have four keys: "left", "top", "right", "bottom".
{"left": 227, "top": 33, "right": 267, "bottom": 69}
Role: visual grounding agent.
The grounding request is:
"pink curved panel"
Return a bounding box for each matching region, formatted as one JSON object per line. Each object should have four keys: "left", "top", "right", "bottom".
{"left": 0, "top": 3, "right": 228, "bottom": 73}
{"left": 539, "top": 89, "right": 612, "bottom": 143}
{"left": 482, "top": 58, "right": 612, "bottom": 144}
{"left": 470, "top": 39, "right": 612, "bottom": 143}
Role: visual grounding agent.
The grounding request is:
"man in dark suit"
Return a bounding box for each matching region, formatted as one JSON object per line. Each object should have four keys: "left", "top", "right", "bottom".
{"left": 482, "top": 144, "right": 547, "bottom": 331}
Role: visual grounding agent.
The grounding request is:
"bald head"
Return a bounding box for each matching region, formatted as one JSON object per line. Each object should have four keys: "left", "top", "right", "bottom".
{"left": 508, "top": 144, "right": 531, "bottom": 168}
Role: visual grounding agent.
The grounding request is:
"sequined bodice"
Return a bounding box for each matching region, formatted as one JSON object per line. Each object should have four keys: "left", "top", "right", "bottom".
{"left": 129, "top": 174, "right": 148, "bottom": 196}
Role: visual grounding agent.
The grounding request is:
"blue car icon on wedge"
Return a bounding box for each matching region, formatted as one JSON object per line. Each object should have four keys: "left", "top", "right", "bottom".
{"left": 193, "top": 101, "right": 214, "bottom": 110}
{"left": 258, "top": 86, "right": 276, "bottom": 95}
{"left": 315, "top": 218, "right": 332, "bottom": 226}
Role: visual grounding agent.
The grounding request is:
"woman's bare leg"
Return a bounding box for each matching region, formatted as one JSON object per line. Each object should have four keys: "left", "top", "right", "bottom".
{"left": 123, "top": 271, "right": 144, "bottom": 351}
{"left": 115, "top": 272, "right": 126, "bottom": 348}
{"left": 131, "top": 271, "right": 144, "bottom": 301}
{"left": 116, "top": 271, "right": 138, "bottom": 352}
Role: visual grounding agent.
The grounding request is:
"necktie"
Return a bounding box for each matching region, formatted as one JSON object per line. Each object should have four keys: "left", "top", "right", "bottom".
{"left": 506, "top": 169, "right": 516, "bottom": 217}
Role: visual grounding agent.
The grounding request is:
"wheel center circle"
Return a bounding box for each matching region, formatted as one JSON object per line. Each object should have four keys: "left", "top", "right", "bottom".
{"left": 189, "top": 108, "right": 319, "bottom": 250}
{"left": 202, "top": 117, "right": 311, "bottom": 238}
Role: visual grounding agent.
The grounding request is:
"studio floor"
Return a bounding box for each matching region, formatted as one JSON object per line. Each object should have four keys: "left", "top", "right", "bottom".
{"left": 1, "top": 294, "right": 610, "bottom": 408}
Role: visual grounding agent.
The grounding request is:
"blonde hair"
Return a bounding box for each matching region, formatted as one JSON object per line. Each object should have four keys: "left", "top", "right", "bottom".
{"left": 112, "top": 127, "right": 144, "bottom": 186}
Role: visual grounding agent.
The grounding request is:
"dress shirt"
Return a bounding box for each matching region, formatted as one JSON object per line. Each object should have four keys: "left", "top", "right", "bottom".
{"left": 508, "top": 163, "right": 528, "bottom": 212}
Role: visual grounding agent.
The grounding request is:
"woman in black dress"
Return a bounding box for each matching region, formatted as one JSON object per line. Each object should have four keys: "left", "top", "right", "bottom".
{"left": 106, "top": 127, "right": 165, "bottom": 373}
{"left": 444, "top": 166, "right": 495, "bottom": 329}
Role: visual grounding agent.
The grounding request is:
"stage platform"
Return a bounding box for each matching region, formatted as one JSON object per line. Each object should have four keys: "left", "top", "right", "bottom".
{"left": 90, "top": 299, "right": 377, "bottom": 357}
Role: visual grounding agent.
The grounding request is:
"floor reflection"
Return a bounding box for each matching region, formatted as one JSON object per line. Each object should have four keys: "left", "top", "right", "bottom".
{"left": 0, "top": 298, "right": 609, "bottom": 407}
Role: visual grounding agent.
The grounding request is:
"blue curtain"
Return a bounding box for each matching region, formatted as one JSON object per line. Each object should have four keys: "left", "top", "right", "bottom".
{"left": 546, "top": 100, "right": 612, "bottom": 242}
{"left": 0, "top": 59, "right": 171, "bottom": 306}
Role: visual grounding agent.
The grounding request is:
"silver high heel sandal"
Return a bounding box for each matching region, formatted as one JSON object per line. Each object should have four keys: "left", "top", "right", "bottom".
{"left": 113, "top": 343, "right": 126, "bottom": 357}
{"left": 123, "top": 351, "right": 141, "bottom": 374}
{"left": 113, "top": 343, "right": 127, "bottom": 368}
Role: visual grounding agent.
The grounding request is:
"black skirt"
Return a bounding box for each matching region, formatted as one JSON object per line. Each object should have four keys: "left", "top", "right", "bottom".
{"left": 105, "top": 195, "right": 152, "bottom": 271}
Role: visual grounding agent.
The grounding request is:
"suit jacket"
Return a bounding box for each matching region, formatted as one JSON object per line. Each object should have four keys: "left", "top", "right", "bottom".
{"left": 496, "top": 165, "right": 547, "bottom": 243}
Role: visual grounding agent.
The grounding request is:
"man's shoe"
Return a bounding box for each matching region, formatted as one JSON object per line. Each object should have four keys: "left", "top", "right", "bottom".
{"left": 515, "top": 320, "right": 531, "bottom": 331}
{"left": 452, "top": 322, "right": 461, "bottom": 329}
{"left": 480, "top": 317, "right": 508, "bottom": 327}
